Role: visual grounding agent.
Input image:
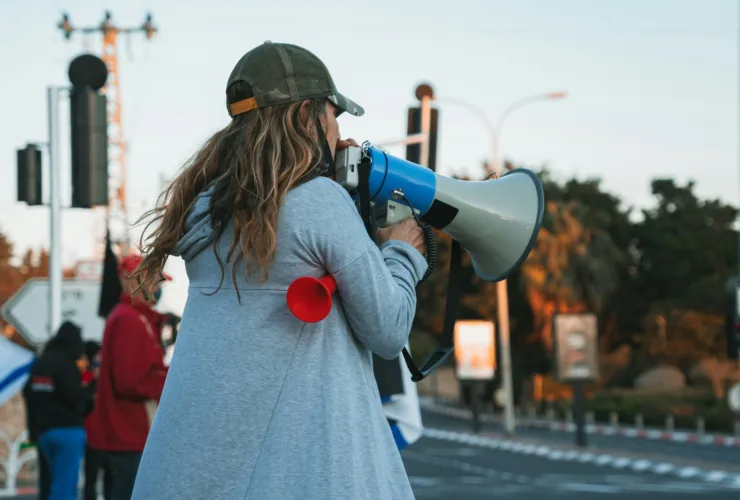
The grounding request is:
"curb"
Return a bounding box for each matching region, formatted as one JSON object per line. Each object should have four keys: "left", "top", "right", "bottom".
{"left": 421, "top": 399, "right": 740, "bottom": 448}
{"left": 422, "top": 427, "right": 740, "bottom": 489}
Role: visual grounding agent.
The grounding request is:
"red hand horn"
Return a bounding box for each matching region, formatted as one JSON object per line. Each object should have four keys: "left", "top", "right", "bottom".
{"left": 286, "top": 274, "right": 337, "bottom": 323}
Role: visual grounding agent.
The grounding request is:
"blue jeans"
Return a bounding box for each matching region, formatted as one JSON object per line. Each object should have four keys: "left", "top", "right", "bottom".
{"left": 38, "top": 427, "right": 86, "bottom": 500}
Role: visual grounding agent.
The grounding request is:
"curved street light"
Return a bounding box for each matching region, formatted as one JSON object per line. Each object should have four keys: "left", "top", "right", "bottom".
{"left": 435, "top": 91, "right": 568, "bottom": 174}
{"left": 433, "top": 90, "right": 568, "bottom": 436}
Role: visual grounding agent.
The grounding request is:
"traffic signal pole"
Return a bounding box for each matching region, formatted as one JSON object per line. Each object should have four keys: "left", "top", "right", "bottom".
{"left": 419, "top": 94, "right": 432, "bottom": 168}
{"left": 47, "top": 86, "right": 63, "bottom": 337}
{"left": 17, "top": 54, "right": 108, "bottom": 341}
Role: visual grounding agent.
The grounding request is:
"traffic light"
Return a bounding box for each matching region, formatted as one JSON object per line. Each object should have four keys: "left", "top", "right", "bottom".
{"left": 16, "top": 144, "right": 43, "bottom": 206}
{"left": 68, "top": 54, "right": 109, "bottom": 208}
{"left": 405, "top": 107, "right": 439, "bottom": 171}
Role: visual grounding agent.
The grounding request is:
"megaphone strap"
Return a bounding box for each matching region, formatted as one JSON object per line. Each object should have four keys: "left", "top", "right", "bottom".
{"left": 357, "top": 158, "right": 375, "bottom": 236}
{"left": 404, "top": 240, "right": 462, "bottom": 382}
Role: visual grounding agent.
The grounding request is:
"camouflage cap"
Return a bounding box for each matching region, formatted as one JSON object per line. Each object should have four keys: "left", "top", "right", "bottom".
{"left": 227, "top": 41, "right": 364, "bottom": 118}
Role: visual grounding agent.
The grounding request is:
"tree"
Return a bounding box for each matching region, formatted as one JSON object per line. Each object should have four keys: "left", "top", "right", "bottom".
{"left": 0, "top": 228, "right": 77, "bottom": 342}
{"left": 0, "top": 231, "right": 22, "bottom": 310}
{"left": 622, "top": 180, "right": 739, "bottom": 379}
{"left": 632, "top": 179, "right": 738, "bottom": 315}
{"left": 519, "top": 200, "right": 625, "bottom": 351}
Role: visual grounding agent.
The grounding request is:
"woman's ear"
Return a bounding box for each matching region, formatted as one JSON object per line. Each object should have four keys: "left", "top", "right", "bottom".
{"left": 299, "top": 99, "right": 311, "bottom": 120}
{"left": 299, "top": 100, "right": 316, "bottom": 128}
{"left": 299, "top": 99, "right": 327, "bottom": 132}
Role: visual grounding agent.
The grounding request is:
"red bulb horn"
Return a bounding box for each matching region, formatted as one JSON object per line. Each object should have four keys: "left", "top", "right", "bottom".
{"left": 286, "top": 274, "right": 337, "bottom": 323}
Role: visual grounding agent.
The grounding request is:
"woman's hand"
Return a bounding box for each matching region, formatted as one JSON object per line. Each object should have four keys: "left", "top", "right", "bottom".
{"left": 336, "top": 137, "right": 360, "bottom": 150}
{"left": 377, "top": 219, "right": 426, "bottom": 256}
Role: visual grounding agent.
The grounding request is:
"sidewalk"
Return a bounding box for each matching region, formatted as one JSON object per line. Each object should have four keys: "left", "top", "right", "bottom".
{"left": 420, "top": 397, "right": 740, "bottom": 448}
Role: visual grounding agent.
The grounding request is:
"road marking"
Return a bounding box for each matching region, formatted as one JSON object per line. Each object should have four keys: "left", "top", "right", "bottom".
{"left": 406, "top": 448, "right": 740, "bottom": 495}
{"left": 558, "top": 483, "right": 622, "bottom": 493}
{"left": 422, "top": 427, "right": 740, "bottom": 489}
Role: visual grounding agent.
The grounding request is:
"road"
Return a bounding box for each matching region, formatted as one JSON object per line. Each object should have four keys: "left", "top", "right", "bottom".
{"left": 6, "top": 409, "right": 739, "bottom": 499}
{"left": 420, "top": 402, "right": 740, "bottom": 470}
{"left": 402, "top": 435, "right": 740, "bottom": 499}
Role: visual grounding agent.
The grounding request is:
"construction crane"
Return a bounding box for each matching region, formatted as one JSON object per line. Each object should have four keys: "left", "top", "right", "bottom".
{"left": 58, "top": 11, "right": 157, "bottom": 259}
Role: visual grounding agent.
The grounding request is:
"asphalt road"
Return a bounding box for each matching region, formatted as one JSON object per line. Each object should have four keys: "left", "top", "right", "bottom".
{"left": 7, "top": 410, "right": 738, "bottom": 500}
{"left": 403, "top": 434, "right": 740, "bottom": 499}
{"left": 422, "top": 404, "right": 740, "bottom": 469}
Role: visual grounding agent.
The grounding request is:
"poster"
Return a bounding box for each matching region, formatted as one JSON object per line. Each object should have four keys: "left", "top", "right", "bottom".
{"left": 454, "top": 320, "right": 495, "bottom": 380}
{"left": 553, "top": 314, "right": 599, "bottom": 383}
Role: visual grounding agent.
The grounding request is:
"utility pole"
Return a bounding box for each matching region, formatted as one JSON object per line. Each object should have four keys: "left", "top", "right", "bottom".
{"left": 48, "top": 87, "right": 63, "bottom": 338}
{"left": 58, "top": 11, "right": 157, "bottom": 257}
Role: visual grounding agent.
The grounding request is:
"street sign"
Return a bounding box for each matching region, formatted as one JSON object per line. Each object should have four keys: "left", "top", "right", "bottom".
{"left": 0, "top": 278, "right": 105, "bottom": 347}
{"left": 454, "top": 320, "right": 496, "bottom": 380}
{"left": 552, "top": 313, "right": 599, "bottom": 383}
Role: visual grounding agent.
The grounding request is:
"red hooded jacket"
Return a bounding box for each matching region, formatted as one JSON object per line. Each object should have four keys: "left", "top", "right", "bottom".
{"left": 88, "top": 293, "right": 168, "bottom": 452}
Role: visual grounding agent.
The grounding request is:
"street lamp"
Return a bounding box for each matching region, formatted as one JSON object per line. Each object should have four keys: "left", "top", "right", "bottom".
{"left": 434, "top": 90, "right": 568, "bottom": 435}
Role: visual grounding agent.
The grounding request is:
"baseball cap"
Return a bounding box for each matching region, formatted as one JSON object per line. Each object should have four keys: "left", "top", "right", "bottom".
{"left": 119, "top": 254, "right": 172, "bottom": 281}
{"left": 226, "top": 41, "right": 364, "bottom": 119}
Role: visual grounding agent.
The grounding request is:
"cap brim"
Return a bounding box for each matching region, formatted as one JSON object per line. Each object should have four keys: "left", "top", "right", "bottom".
{"left": 328, "top": 93, "right": 364, "bottom": 117}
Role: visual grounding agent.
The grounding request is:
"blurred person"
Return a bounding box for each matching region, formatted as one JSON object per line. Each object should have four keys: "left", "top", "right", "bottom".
{"left": 88, "top": 254, "right": 170, "bottom": 500}
{"left": 22, "top": 321, "right": 90, "bottom": 500}
{"left": 81, "top": 341, "right": 113, "bottom": 500}
{"left": 36, "top": 455, "right": 51, "bottom": 500}
{"left": 128, "top": 41, "right": 425, "bottom": 500}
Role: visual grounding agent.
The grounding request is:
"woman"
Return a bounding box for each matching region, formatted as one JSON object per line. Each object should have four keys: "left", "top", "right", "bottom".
{"left": 23, "top": 321, "right": 90, "bottom": 500}
{"left": 130, "top": 41, "right": 426, "bottom": 500}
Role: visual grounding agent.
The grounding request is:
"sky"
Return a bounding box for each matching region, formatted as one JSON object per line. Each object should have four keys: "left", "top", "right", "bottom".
{"left": 0, "top": 0, "right": 738, "bottom": 314}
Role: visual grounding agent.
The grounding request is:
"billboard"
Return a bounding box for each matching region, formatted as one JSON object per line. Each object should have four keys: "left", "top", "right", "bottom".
{"left": 454, "top": 320, "right": 496, "bottom": 380}
{"left": 552, "top": 313, "right": 599, "bottom": 383}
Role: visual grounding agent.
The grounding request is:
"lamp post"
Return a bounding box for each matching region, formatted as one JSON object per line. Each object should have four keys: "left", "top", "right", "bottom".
{"left": 434, "top": 90, "right": 568, "bottom": 435}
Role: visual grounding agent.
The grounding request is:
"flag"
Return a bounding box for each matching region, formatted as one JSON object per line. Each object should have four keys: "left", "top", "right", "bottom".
{"left": 98, "top": 230, "right": 122, "bottom": 318}
{"left": 379, "top": 346, "right": 423, "bottom": 451}
{"left": 0, "top": 336, "right": 35, "bottom": 407}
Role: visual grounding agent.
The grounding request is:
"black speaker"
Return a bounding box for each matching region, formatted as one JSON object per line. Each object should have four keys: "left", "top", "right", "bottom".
{"left": 68, "top": 53, "right": 109, "bottom": 209}
{"left": 70, "top": 87, "right": 109, "bottom": 208}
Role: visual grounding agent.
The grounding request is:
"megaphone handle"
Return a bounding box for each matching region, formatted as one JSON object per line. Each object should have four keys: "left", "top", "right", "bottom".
{"left": 419, "top": 225, "right": 436, "bottom": 282}
{"left": 385, "top": 188, "right": 436, "bottom": 283}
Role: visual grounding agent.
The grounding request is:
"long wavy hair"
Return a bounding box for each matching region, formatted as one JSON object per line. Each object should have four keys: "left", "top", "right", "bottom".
{"left": 132, "top": 81, "right": 329, "bottom": 299}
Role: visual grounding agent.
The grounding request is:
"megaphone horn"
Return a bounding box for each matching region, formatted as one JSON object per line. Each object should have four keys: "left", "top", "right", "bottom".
{"left": 433, "top": 169, "right": 544, "bottom": 281}
{"left": 286, "top": 275, "right": 337, "bottom": 323}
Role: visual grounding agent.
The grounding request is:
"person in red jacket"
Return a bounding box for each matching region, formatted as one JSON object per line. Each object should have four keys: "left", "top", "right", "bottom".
{"left": 88, "top": 254, "right": 170, "bottom": 500}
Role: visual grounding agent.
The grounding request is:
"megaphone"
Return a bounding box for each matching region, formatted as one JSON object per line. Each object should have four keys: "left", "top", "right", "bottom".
{"left": 334, "top": 144, "right": 544, "bottom": 282}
